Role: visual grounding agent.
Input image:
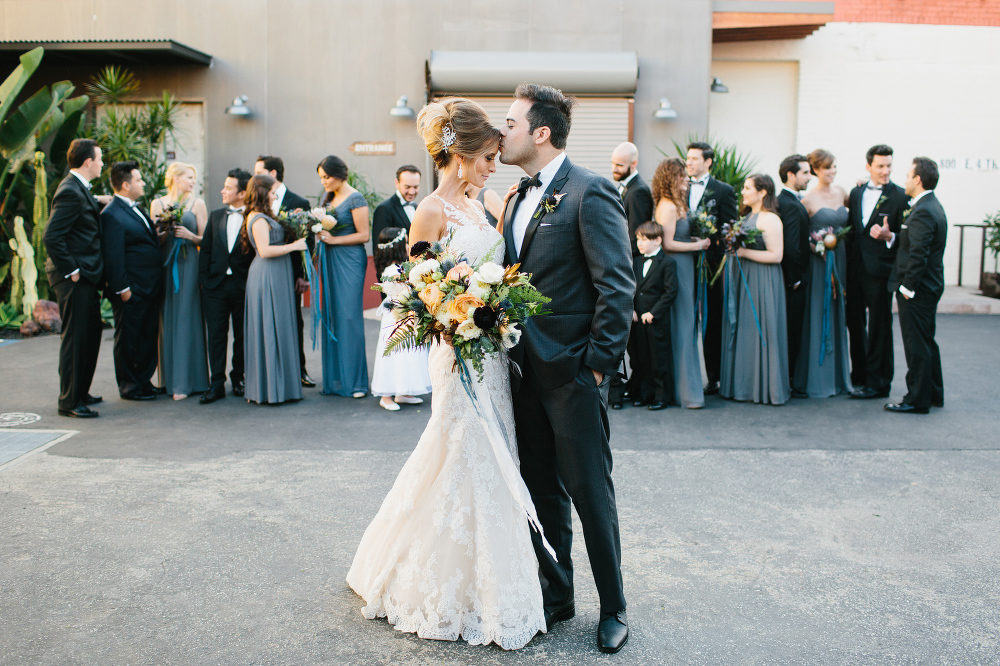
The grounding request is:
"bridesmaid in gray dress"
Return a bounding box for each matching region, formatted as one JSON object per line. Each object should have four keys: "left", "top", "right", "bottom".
{"left": 242, "top": 174, "right": 307, "bottom": 404}
{"left": 313, "top": 156, "right": 371, "bottom": 398}
{"left": 719, "top": 175, "right": 790, "bottom": 405}
{"left": 653, "top": 158, "right": 707, "bottom": 408}
{"left": 151, "top": 162, "right": 209, "bottom": 400}
{"left": 795, "top": 150, "right": 852, "bottom": 397}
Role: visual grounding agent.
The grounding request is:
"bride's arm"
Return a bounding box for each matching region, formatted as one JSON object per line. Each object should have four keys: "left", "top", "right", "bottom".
{"left": 495, "top": 183, "right": 519, "bottom": 233}
{"left": 408, "top": 198, "right": 448, "bottom": 252}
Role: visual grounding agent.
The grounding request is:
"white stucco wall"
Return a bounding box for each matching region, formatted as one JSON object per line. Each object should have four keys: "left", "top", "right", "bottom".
{"left": 713, "top": 22, "right": 1000, "bottom": 286}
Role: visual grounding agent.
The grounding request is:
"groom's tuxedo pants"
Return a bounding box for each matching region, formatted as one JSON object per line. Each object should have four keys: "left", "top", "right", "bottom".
{"left": 513, "top": 357, "right": 627, "bottom": 614}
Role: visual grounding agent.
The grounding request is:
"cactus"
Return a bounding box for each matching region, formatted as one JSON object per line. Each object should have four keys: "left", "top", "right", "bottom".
{"left": 31, "top": 151, "right": 50, "bottom": 300}
{"left": 8, "top": 217, "right": 37, "bottom": 318}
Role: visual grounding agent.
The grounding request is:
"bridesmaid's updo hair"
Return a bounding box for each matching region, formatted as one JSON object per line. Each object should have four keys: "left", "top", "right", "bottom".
{"left": 164, "top": 161, "right": 196, "bottom": 196}
{"left": 417, "top": 98, "right": 501, "bottom": 170}
{"left": 807, "top": 148, "right": 835, "bottom": 174}
{"left": 241, "top": 173, "right": 277, "bottom": 252}
{"left": 741, "top": 173, "right": 779, "bottom": 216}
{"left": 651, "top": 157, "right": 688, "bottom": 216}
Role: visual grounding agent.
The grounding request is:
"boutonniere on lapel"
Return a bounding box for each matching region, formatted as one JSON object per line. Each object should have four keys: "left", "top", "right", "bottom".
{"left": 902, "top": 207, "right": 912, "bottom": 220}
{"left": 875, "top": 194, "right": 888, "bottom": 211}
{"left": 534, "top": 191, "right": 565, "bottom": 219}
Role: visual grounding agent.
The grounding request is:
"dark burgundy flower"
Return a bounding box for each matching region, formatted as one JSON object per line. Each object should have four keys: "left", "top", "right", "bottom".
{"left": 473, "top": 305, "right": 499, "bottom": 331}
{"left": 410, "top": 241, "right": 431, "bottom": 257}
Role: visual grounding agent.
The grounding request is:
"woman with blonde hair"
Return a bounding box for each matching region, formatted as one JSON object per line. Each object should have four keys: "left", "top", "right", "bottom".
{"left": 347, "top": 97, "right": 548, "bottom": 650}
{"left": 151, "top": 161, "right": 208, "bottom": 400}
{"left": 652, "top": 157, "right": 707, "bottom": 408}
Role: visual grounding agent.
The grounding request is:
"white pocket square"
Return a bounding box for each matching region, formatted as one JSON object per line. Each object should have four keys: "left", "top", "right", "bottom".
{"left": 539, "top": 223, "right": 552, "bottom": 227}
{"left": 901, "top": 224, "right": 908, "bottom": 229}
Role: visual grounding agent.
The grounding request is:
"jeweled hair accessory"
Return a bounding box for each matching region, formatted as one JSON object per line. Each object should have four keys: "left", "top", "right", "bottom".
{"left": 441, "top": 123, "right": 457, "bottom": 152}
{"left": 377, "top": 228, "right": 407, "bottom": 249}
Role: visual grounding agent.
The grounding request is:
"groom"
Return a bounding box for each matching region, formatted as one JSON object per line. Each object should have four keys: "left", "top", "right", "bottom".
{"left": 500, "top": 83, "right": 635, "bottom": 654}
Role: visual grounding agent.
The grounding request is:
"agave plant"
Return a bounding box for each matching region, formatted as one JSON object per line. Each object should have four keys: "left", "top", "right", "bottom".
{"left": 666, "top": 133, "right": 759, "bottom": 207}
{"left": 347, "top": 169, "right": 387, "bottom": 212}
{"left": 84, "top": 65, "right": 139, "bottom": 106}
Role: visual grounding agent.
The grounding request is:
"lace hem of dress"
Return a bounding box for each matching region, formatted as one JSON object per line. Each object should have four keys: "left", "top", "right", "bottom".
{"left": 360, "top": 593, "right": 546, "bottom": 651}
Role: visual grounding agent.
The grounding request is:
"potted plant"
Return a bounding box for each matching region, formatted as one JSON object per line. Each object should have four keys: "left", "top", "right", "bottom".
{"left": 981, "top": 211, "right": 1000, "bottom": 299}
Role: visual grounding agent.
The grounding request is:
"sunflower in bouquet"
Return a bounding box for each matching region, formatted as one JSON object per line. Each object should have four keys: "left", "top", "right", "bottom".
{"left": 375, "top": 238, "right": 550, "bottom": 380}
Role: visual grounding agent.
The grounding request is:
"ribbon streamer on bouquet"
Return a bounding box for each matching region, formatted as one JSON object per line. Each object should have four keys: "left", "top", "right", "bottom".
{"left": 819, "top": 251, "right": 842, "bottom": 365}
{"left": 164, "top": 238, "right": 185, "bottom": 294}
{"left": 695, "top": 251, "right": 709, "bottom": 340}
{"left": 453, "top": 347, "right": 557, "bottom": 562}
{"left": 302, "top": 247, "right": 326, "bottom": 349}
{"left": 735, "top": 255, "right": 765, "bottom": 346}
{"left": 311, "top": 245, "right": 339, "bottom": 347}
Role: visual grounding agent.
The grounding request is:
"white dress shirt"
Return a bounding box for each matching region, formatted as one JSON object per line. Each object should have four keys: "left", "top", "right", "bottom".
{"left": 513, "top": 152, "right": 568, "bottom": 257}
{"left": 897, "top": 189, "right": 933, "bottom": 299}
{"left": 271, "top": 183, "right": 287, "bottom": 215}
{"left": 115, "top": 194, "right": 151, "bottom": 232}
{"left": 861, "top": 181, "right": 883, "bottom": 228}
{"left": 781, "top": 185, "right": 801, "bottom": 200}
{"left": 225, "top": 206, "right": 245, "bottom": 275}
{"left": 642, "top": 246, "right": 661, "bottom": 278}
{"left": 397, "top": 191, "right": 416, "bottom": 223}
{"left": 688, "top": 173, "right": 709, "bottom": 212}
{"left": 617, "top": 170, "right": 638, "bottom": 196}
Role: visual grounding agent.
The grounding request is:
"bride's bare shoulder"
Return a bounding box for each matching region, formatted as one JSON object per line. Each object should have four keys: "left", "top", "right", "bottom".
{"left": 411, "top": 195, "right": 447, "bottom": 241}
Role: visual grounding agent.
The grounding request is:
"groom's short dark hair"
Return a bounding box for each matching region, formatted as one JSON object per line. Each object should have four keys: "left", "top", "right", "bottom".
{"left": 514, "top": 83, "right": 575, "bottom": 150}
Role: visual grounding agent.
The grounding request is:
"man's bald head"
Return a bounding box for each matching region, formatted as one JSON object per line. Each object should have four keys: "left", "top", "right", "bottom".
{"left": 611, "top": 142, "right": 639, "bottom": 182}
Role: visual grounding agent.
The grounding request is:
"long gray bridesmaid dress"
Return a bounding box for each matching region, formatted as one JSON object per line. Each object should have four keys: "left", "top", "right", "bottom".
{"left": 719, "top": 213, "right": 790, "bottom": 405}
{"left": 243, "top": 213, "right": 303, "bottom": 404}
{"left": 159, "top": 204, "right": 209, "bottom": 395}
{"left": 793, "top": 206, "right": 853, "bottom": 398}
{"left": 667, "top": 215, "right": 705, "bottom": 408}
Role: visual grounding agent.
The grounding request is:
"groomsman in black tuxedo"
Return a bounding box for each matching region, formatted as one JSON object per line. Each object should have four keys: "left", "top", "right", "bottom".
{"left": 199, "top": 168, "right": 255, "bottom": 404}
{"left": 100, "top": 161, "right": 163, "bottom": 400}
{"left": 777, "top": 154, "right": 812, "bottom": 391}
{"left": 254, "top": 155, "right": 315, "bottom": 387}
{"left": 885, "top": 157, "right": 947, "bottom": 414}
{"left": 609, "top": 141, "right": 653, "bottom": 408}
{"left": 44, "top": 139, "right": 109, "bottom": 418}
{"left": 686, "top": 141, "right": 737, "bottom": 395}
{"left": 847, "top": 145, "right": 909, "bottom": 400}
{"left": 371, "top": 165, "right": 420, "bottom": 250}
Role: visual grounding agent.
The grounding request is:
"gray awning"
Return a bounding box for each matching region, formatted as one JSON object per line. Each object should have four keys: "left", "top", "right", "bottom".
{"left": 0, "top": 40, "right": 212, "bottom": 66}
{"left": 428, "top": 51, "right": 638, "bottom": 95}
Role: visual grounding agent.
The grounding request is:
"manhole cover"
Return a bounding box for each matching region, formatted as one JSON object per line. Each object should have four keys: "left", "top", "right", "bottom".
{"left": 0, "top": 413, "right": 42, "bottom": 427}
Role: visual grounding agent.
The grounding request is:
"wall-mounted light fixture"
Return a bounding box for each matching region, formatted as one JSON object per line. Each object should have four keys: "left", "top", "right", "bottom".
{"left": 653, "top": 97, "right": 678, "bottom": 120}
{"left": 711, "top": 77, "right": 729, "bottom": 93}
{"left": 389, "top": 95, "right": 416, "bottom": 119}
{"left": 225, "top": 95, "right": 251, "bottom": 116}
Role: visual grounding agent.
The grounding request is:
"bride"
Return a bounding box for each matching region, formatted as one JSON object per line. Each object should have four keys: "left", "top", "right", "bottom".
{"left": 346, "top": 98, "right": 546, "bottom": 650}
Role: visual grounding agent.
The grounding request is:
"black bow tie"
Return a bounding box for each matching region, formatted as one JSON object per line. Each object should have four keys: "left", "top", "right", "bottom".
{"left": 690, "top": 177, "right": 708, "bottom": 185}
{"left": 518, "top": 173, "right": 542, "bottom": 193}
{"left": 228, "top": 207, "right": 244, "bottom": 214}
{"left": 866, "top": 182, "right": 883, "bottom": 191}
{"left": 402, "top": 201, "right": 416, "bottom": 208}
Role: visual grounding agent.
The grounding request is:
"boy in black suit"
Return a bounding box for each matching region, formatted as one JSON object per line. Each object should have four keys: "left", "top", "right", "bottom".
{"left": 630, "top": 222, "right": 678, "bottom": 410}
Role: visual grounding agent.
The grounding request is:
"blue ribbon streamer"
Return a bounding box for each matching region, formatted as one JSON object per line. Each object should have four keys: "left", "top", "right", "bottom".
{"left": 314, "top": 245, "right": 339, "bottom": 345}
{"left": 695, "top": 251, "right": 709, "bottom": 341}
{"left": 302, "top": 248, "right": 324, "bottom": 350}
{"left": 818, "top": 250, "right": 842, "bottom": 365}
{"left": 734, "top": 255, "right": 765, "bottom": 346}
{"left": 164, "top": 239, "right": 184, "bottom": 294}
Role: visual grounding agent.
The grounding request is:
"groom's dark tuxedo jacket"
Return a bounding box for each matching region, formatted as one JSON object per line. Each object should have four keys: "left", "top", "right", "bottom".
{"left": 199, "top": 206, "right": 256, "bottom": 291}
{"left": 44, "top": 174, "right": 104, "bottom": 285}
{"left": 848, "top": 179, "right": 908, "bottom": 279}
{"left": 372, "top": 192, "right": 413, "bottom": 247}
{"left": 889, "top": 192, "right": 947, "bottom": 298}
{"left": 502, "top": 157, "right": 635, "bottom": 391}
{"left": 100, "top": 196, "right": 162, "bottom": 300}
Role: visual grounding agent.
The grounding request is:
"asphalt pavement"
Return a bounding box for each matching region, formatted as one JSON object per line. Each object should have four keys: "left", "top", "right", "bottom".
{"left": 1, "top": 314, "right": 998, "bottom": 665}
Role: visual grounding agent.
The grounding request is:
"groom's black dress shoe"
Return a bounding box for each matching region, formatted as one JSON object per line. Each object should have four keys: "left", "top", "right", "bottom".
{"left": 232, "top": 381, "right": 245, "bottom": 398}
{"left": 647, "top": 401, "right": 668, "bottom": 411}
{"left": 704, "top": 381, "right": 720, "bottom": 395}
{"left": 850, "top": 386, "right": 890, "bottom": 400}
{"left": 884, "top": 402, "right": 929, "bottom": 414}
{"left": 121, "top": 390, "right": 155, "bottom": 401}
{"left": 58, "top": 404, "right": 99, "bottom": 418}
{"left": 597, "top": 610, "right": 628, "bottom": 654}
{"left": 932, "top": 399, "right": 944, "bottom": 408}
{"left": 544, "top": 600, "right": 575, "bottom": 630}
{"left": 610, "top": 402, "right": 623, "bottom": 410}
{"left": 632, "top": 398, "right": 652, "bottom": 407}
{"left": 200, "top": 387, "right": 225, "bottom": 404}
{"left": 83, "top": 394, "right": 103, "bottom": 405}
{"left": 301, "top": 371, "right": 316, "bottom": 388}
{"left": 149, "top": 386, "right": 167, "bottom": 395}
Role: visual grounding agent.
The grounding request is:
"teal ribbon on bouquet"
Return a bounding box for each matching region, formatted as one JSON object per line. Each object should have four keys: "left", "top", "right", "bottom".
{"left": 695, "top": 251, "right": 709, "bottom": 340}
{"left": 164, "top": 238, "right": 185, "bottom": 294}
{"left": 312, "top": 245, "right": 339, "bottom": 347}
{"left": 724, "top": 254, "right": 765, "bottom": 346}
{"left": 819, "top": 251, "right": 842, "bottom": 365}
{"left": 452, "top": 347, "right": 557, "bottom": 562}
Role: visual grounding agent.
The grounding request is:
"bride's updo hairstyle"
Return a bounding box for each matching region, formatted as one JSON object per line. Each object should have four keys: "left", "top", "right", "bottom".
{"left": 417, "top": 98, "right": 501, "bottom": 170}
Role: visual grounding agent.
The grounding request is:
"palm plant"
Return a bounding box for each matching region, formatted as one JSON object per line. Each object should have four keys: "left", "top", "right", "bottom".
{"left": 347, "top": 169, "right": 387, "bottom": 212}
{"left": 665, "top": 133, "right": 759, "bottom": 207}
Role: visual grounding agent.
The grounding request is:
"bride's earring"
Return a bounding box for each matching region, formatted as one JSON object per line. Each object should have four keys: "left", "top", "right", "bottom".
{"left": 457, "top": 161, "right": 463, "bottom": 180}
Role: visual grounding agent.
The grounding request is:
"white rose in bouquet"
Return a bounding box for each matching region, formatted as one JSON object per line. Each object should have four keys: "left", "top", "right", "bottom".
{"left": 476, "top": 262, "right": 505, "bottom": 285}
{"left": 409, "top": 259, "right": 440, "bottom": 290}
{"left": 456, "top": 317, "right": 483, "bottom": 340}
{"left": 501, "top": 325, "right": 521, "bottom": 349}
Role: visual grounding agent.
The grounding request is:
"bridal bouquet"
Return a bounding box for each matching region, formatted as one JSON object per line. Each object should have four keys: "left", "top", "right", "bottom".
{"left": 690, "top": 200, "right": 718, "bottom": 238}
{"left": 710, "top": 217, "right": 763, "bottom": 284}
{"left": 810, "top": 225, "right": 851, "bottom": 256}
{"left": 375, "top": 238, "right": 550, "bottom": 380}
{"left": 155, "top": 201, "right": 185, "bottom": 235}
{"left": 276, "top": 208, "right": 318, "bottom": 241}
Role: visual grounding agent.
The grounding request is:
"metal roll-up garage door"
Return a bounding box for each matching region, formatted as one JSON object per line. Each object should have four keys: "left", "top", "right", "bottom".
{"left": 460, "top": 97, "right": 632, "bottom": 195}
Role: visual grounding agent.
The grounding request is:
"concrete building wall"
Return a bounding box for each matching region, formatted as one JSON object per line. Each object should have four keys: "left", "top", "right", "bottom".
{"left": 713, "top": 21, "right": 1000, "bottom": 286}
{"left": 1, "top": 0, "right": 713, "bottom": 210}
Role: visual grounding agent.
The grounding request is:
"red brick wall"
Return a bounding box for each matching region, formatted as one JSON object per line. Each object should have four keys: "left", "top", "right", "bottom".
{"left": 834, "top": 0, "right": 1000, "bottom": 26}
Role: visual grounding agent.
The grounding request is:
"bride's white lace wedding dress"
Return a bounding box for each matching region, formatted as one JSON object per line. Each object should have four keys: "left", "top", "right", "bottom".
{"left": 346, "top": 196, "right": 546, "bottom": 650}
